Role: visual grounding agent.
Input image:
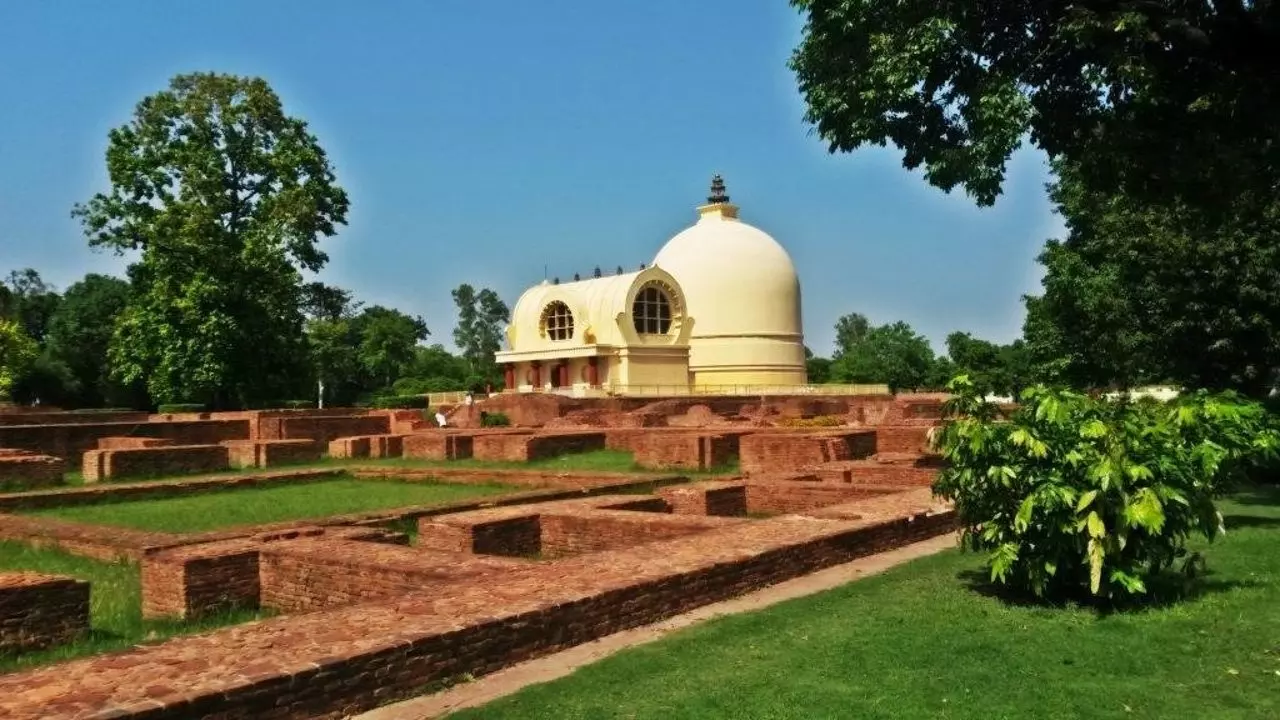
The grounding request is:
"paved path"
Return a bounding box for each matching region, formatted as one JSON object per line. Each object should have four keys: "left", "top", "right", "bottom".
{"left": 355, "top": 532, "right": 958, "bottom": 720}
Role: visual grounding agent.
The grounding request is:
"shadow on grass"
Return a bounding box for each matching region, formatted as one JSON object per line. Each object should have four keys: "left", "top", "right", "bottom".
{"left": 1222, "top": 514, "right": 1280, "bottom": 530}
{"left": 1225, "top": 483, "right": 1280, "bottom": 506}
{"left": 956, "top": 567, "right": 1263, "bottom": 616}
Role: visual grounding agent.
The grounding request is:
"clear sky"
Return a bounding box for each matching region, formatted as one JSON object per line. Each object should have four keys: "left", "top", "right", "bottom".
{"left": 0, "top": 0, "right": 1060, "bottom": 357}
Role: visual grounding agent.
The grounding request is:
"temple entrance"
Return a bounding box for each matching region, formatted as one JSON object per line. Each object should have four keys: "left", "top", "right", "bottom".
{"left": 549, "top": 361, "right": 569, "bottom": 388}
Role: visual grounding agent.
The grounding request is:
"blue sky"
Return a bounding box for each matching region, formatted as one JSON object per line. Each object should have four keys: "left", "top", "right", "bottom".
{"left": 0, "top": 0, "right": 1060, "bottom": 357}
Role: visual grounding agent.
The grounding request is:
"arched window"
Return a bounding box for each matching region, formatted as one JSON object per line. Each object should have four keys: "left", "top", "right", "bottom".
{"left": 540, "top": 301, "right": 574, "bottom": 341}
{"left": 632, "top": 285, "right": 673, "bottom": 335}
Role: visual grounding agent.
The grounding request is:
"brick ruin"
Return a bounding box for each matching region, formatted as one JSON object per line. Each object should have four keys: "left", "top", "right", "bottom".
{"left": 0, "top": 394, "right": 959, "bottom": 718}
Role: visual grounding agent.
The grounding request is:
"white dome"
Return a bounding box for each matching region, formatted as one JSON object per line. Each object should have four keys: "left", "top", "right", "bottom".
{"left": 650, "top": 189, "right": 806, "bottom": 385}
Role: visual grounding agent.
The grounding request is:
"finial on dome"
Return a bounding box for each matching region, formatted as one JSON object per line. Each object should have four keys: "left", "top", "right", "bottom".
{"left": 707, "top": 174, "right": 730, "bottom": 205}
{"left": 696, "top": 174, "right": 740, "bottom": 220}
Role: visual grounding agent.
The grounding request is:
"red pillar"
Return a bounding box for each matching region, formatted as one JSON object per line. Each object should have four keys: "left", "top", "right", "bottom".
{"left": 558, "top": 363, "right": 570, "bottom": 387}
{"left": 531, "top": 361, "right": 541, "bottom": 389}
{"left": 504, "top": 365, "right": 515, "bottom": 391}
{"left": 587, "top": 357, "right": 599, "bottom": 387}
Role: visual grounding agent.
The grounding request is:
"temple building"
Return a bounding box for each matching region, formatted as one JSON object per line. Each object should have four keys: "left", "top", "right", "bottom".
{"left": 496, "top": 176, "right": 806, "bottom": 394}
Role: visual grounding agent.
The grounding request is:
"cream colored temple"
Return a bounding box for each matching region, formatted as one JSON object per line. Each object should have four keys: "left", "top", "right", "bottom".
{"left": 496, "top": 176, "right": 806, "bottom": 395}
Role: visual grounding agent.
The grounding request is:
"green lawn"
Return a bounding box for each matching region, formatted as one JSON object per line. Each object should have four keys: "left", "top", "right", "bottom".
{"left": 28, "top": 478, "right": 517, "bottom": 533}
{"left": 0, "top": 541, "right": 266, "bottom": 672}
{"left": 452, "top": 485, "right": 1280, "bottom": 720}
{"left": 343, "top": 448, "right": 739, "bottom": 476}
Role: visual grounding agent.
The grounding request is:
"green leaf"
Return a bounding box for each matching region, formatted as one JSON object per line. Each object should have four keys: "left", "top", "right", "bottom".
{"left": 1080, "top": 419, "right": 1108, "bottom": 438}
{"left": 1076, "top": 489, "right": 1098, "bottom": 512}
{"left": 1015, "top": 495, "right": 1035, "bottom": 532}
{"left": 1088, "top": 538, "right": 1105, "bottom": 595}
{"left": 1086, "top": 511, "right": 1105, "bottom": 538}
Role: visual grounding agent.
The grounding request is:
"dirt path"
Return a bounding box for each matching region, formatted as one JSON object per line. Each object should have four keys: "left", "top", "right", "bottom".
{"left": 354, "top": 532, "right": 958, "bottom": 720}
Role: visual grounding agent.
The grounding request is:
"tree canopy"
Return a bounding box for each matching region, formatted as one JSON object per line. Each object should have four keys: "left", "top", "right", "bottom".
{"left": 73, "top": 72, "right": 349, "bottom": 407}
{"left": 831, "top": 319, "right": 937, "bottom": 391}
{"left": 1024, "top": 163, "right": 1280, "bottom": 396}
{"left": 451, "top": 283, "right": 510, "bottom": 388}
{"left": 789, "top": 0, "right": 1280, "bottom": 210}
{"left": 0, "top": 319, "right": 37, "bottom": 401}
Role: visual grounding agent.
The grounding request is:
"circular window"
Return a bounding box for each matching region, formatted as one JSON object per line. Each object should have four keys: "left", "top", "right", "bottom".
{"left": 540, "top": 301, "right": 574, "bottom": 341}
{"left": 632, "top": 284, "right": 674, "bottom": 335}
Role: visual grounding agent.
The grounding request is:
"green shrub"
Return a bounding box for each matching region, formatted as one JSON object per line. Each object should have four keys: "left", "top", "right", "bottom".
{"left": 282, "top": 399, "right": 316, "bottom": 410}
{"left": 932, "top": 376, "right": 1279, "bottom": 602}
{"left": 155, "top": 403, "right": 205, "bottom": 414}
{"left": 370, "top": 394, "right": 428, "bottom": 409}
{"left": 391, "top": 377, "right": 464, "bottom": 395}
{"left": 480, "top": 411, "right": 511, "bottom": 427}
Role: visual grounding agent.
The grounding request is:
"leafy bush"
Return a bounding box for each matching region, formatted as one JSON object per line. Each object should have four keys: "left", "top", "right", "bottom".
{"left": 391, "top": 376, "right": 463, "bottom": 395}
{"left": 480, "top": 411, "right": 511, "bottom": 428}
{"left": 370, "top": 394, "right": 428, "bottom": 409}
{"left": 776, "top": 415, "right": 844, "bottom": 428}
{"left": 932, "top": 376, "right": 1279, "bottom": 601}
{"left": 155, "top": 403, "right": 205, "bottom": 414}
{"left": 282, "top": 399, "right": 316, "bottom": 410}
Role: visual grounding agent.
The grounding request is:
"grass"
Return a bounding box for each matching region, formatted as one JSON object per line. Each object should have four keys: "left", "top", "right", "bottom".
{"left": 451, "top": 485, "right": 1280, "bottom": 720}
{"left": 27, "top": 477, "right": 517, "bottom": 533}
{"left": 40, "top": 449, "right": 735, "bottom": 490}
{"left": 0, "top": 541, "right": 267, "bottom": 672}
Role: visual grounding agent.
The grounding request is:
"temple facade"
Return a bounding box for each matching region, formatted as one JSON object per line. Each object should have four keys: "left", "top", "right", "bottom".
{"left": 496, "top": 177, "right": 806, "bottom": 394}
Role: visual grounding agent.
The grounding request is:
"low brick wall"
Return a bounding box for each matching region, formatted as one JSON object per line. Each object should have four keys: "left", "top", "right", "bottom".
{"left": 660, "top": 483, "right": 749, "bottom": 516}
{"left": 402, "top": 433, "right": 473, "bottom": 460}
{"left": 814, "top": 461, "right": 939, "bottom": 487}
{"left": 141, "top": 546, "right": 261, "bottom": 620}
{"left": 744, "top": 483, "right": 895, "bottom": 515}
{"left": 82, "top": 444, "right": 231, "bottom": 482}
{"left": 0, "top": 495, "right": 955, "bottom": 720}
{"left": 0, "top": 572, "right": 90, "bottom": 653}
{"left": 631, "top": 431, "right": 744, "bottom": 470}
{"left": 0, "top": 419, "right": 251, "bottom": 463}
{"left": 472, "top": 431, "right": 609, "bottom": 462}
{"left": 0, "top": 469, "right": 343, "bottom": 513}
{"left": 0, "top": 449, "right": 65, "bottom": 491}
{"left": 875, "top": 426, "right": 935, "bottom": 454}
{"left": 739, "top": 430, "right": 876, "bottom": 475}
{"left": 223, "top": 439, "right": 321, "bottom": 469}
{"left": 97, "top": 437, "right": 172, "bottom": 450}
{"left": 541, "top": 512, "right": 734, "bottom": 558}
{"left": 273, "top": 415, "right": 390, "bottom": 444}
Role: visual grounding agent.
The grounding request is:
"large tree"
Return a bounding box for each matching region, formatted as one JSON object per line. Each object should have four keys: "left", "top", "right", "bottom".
{"left": 833, "top": 312, "right": 871, "bottom": 357}
{"left": 789, "top": 0, "right": 1280, "bottom": 211}
{"left": 353, "top": 306, "right": 429, "bottom": 388}
{"left": 830, "top": 320, "right": 937, "bottom": 391}
{"left": 3, "top": 269, "right": 61, "bottom": 343}
{"left": 1024, "top": 165, "right": 1280, "bottom": 396}
{"left": 0, "top": 319, "right": 37, "bottom": 401}
{"left": 73, "top": 72, "right": 349, "bottom": 408}
{"left": 41, "top": 274, "right": 139, "bottom": 407}
{"left": 451, "top": 283, "right": 510, "bottom": 384}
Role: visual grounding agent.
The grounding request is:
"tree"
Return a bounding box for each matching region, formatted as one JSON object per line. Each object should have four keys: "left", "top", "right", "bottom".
{"left": 833, "top": 312, "right": 870, "bottom": 357}
{"left": 301, "top": 281, "right": 358, "bottom": 322}
{"left": 451, "top": 283, "right": 510, "bottom": 386}
{"left": 804, "top": 346, "right": 833, "bottom": 384}
{"left": 353, "top": 306, "right": 429, "bottom": 388}
{"left": 830, "top": 320, "right": 936, "bottom": 391}
{"left": 73, "top": 72, "right": 349, "bottom": 408}
{"left": 42, "top": 274, "right": 140, "bottom": 407}
{"left": 3, "top": 269, "right": 61, "bottom": 342}
{"left": 1024, "top": 165, "right": 1280, "bottom": 396}
{"left": 0, "top": 319, "right": 37, "bottom": 401}
{"left": 789, "top": 1, "right": 1280, "bottom": 211}
{"left": 306, "top": 318, "right": 359, "bottom": 407}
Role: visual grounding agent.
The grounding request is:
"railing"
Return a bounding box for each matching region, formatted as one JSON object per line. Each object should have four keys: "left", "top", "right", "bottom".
{"left": 425, "top": 391, "right": 495, "bottom": 406}
{"left": 598, "top": 383, "right": 892, "bottom": 397}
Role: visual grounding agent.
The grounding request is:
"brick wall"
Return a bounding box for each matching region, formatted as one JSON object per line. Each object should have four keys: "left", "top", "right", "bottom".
{"left": 402, "top": 433, "right": 473, "bottom": 460}
{"left": 273, "top": 416, "right": 390, "bottom": 444}
{"left": 0, "top": 450, "right": 65, "bottom": 491}
{"left": 222, "top": 440, "right": 321, "bottom": 469}
{"left": 0, "top": 572, "right": 90, "bottom": 653}
{"left": 739, "top": 431, "right": 876, "bottom": 475}
{"left": 744, "top": 484, "right": 894, "bottom": 515}
{"left": 631, "top": 431, "right": 744, "bottom": 470}
{"left": 142, "top": 547, "right": 261, "bottom": 620}
{"left": 0, "top": 419, "right": 251, "bottom": 462}
{"left": 82, "top": 444, "right": 231, "bottom": 482}
{"left": 0, "top": 411, "right": 149, "bottom": 427}
{"left": 875, "top": 426, "right": 935, "bottom": 454}
{"left": 472, "top": 432, "right": 604, "bottom": 462}
{"left": 540, "top": 512, "right": 736, "bottom": 558}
